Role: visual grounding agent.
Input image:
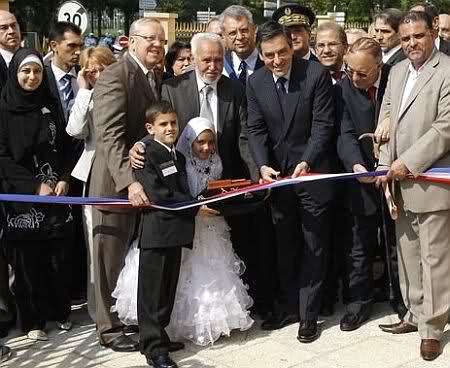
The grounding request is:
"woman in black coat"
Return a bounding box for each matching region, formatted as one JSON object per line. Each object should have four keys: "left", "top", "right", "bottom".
{"left": 0, "top": 48, "right": 73, "bottom": 341}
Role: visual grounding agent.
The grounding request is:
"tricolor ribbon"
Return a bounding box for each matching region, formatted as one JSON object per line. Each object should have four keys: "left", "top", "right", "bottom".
{"left": 1, "top": 168, "right": 450, "bottom": 211}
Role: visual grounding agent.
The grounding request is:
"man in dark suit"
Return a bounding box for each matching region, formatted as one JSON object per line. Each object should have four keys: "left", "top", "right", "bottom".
{"left": 334, "top": 37, "right": 392, "bottom": 331}
{"left": 0, "top": 10, "right": 20, "bottom": 91}
{"left": 90, "top": 17, "right": 163, "bottom": 352}
{"left": 374, "top": 8, "right": 407, "bottom": 66}
{"left": 246, "top": 21, "right": 335, "bottom": 342}
{"left": 272, "top": 4, "right": 319, "bottom": 62}
{"left": 0, "top": 12, "right": 20, "bottom": 357}
{"left": 220, "top": 5, "right": 264, "bottom": 84}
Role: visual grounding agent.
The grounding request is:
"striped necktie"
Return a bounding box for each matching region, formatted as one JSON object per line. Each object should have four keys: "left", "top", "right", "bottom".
{"left": 60, "top": 74, "right": 74, "bottom": 111}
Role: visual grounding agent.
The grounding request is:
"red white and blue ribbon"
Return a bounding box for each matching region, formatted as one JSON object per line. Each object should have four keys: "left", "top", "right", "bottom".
{"left": 1, "top": 168, "right": 450, "bottom": 211}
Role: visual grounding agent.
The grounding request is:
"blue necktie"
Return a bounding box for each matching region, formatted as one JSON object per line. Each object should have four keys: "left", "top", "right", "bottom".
{"left": 238, "top": 60, "right": 247, "bottom": 85}
{"left": 276, "top": 77, "right": 287, "bottom": 116}
{"left": 60, "top": 74, "right": 74, "bottom": 111}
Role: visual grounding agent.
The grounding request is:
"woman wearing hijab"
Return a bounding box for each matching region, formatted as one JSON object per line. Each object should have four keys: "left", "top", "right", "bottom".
{"left": 0, "top": 48, "right": 73, "bottom": 341}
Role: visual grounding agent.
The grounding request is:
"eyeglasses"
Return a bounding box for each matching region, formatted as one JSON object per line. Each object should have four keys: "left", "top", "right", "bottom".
{"left": 316, "top": 42, "right": 343, "bottom": 52}
{"left": 344, "top": 62, "right": 381, "bottom": 79}
{"left": 131, "top": 34, "right": 166, "bottom": 44}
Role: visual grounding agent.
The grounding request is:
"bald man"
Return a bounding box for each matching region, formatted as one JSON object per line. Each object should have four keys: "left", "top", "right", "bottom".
{"left": 0, "top": 10, "right": 21, "bottom": 90}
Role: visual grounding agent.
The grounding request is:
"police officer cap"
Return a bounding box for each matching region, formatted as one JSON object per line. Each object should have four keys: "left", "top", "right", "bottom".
{"left": 272, "top": 4, "right": 316, "bottom": 28}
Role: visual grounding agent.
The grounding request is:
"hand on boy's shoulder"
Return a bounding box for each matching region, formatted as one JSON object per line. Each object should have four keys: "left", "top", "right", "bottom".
{"left": 128, "top": 181, "right": 150, "bottom": 206}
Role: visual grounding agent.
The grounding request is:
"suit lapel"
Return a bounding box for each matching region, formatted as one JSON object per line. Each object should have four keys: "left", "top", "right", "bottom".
{"left": 127, "top": 54, "right": 155, "bottom": 102}
{"left": 189, "top": 72, "right": 200, "bottom": 117}
{"left": 216, "top": 77, "right": 230, "bottom": 134}
{"left": 263, "top": 68, "right": 284, "bottom": 138}
{"left": 282, "top": 59, "right": 302, "bottom": 139}
{"left": 398, "top": 52, "right": 439, "bottom": 121}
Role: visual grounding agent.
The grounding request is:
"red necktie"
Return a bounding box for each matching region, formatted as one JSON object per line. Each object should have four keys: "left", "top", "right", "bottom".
{"left": 367, "top": 86, "right": 377, "bottom": 103}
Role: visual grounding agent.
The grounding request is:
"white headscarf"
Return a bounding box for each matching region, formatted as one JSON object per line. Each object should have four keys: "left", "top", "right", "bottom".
{"left": 176, "top": 117, "right": 222, "bottom": 197}
{"left": 19, "top": 55, "right": 43, "bottom": 70}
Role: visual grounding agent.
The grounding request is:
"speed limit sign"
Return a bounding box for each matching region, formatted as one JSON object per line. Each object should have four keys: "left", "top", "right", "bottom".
{"left": 57, "top": 1, "right": 89, "bottom": 34}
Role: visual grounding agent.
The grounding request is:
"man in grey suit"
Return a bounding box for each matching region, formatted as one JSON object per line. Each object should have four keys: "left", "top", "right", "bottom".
{"left": 377, "top": 11, "right": 450, "bottom": 361}
{"left": 89, "top": 17, "right": 163, "bottom": 352}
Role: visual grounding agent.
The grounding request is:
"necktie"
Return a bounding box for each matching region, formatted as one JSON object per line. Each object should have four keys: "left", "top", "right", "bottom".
{"left": 170, "top": 149, "right": 177, "bottom": 161}
{"left": 147, "top": 70, "right": 158, "bottom": 98}
{"left": 332, "top": 71, "right": 343, "bottom": 81}
{"left": 60, "top": 74, "right": 74, "bottom": 111}
{"left": 238, "top": 60, "right": 247, "bottom": 85}
{"left": 367, "top": 86, "right": 377, "bottom": 103}
{"left": 276, "top": 77, "right": 287, "bottom": 116}
{"left": 200, "top": 85, "right": 214, "bottom": 125}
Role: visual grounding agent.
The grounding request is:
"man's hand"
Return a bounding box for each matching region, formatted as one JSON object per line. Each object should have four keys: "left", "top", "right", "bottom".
{"left": 259, "top": 165, "right": 280, "bottom": 183}
{"left": 198, "top": 205, "right": 220, "bottom": 217}
{"left": 292, "top": 161, "right": 310, "bottom": 178}
{"left": 353, "top": 164, "right": 376, "bottom": 184}
{"left": 375, "top": 175, "right": 390, "bottom": 188}
{"left": 387, "top": 159, "right": 409, "bottom": 182}
{"left": 36, "top": 183, "right": 55, "bottom": 196}
{"left": 129, "top": 142, "right": 146, "bottom": 169}
{"left": 374, "top": 117, "right": 390, "bottom": 142}
{"left": 128, "top": 182, "right": 150, "bottom": 207}
{"left": 54, "top": 181, "right": 69, "bottom": 196}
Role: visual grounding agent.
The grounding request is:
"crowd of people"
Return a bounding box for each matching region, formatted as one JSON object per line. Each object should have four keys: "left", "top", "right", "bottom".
{"left": 0, "top": 1, "right": 449, "bottom": 367}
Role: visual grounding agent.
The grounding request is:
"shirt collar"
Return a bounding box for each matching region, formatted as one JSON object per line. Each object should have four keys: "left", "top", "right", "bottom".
{"left": 51, "top": 61, "right": 77, "bottom": 81}
{"left": 373, "top": 72, "right": 381, "bottom": 89}
{"left": 408, "top": 51, "right": 433, "bottom": 77}
{"left": 196, "top": 72, "right": 218, "bottom": 92}
{"left": 382, "top": 45, "right": 401, "bottom": 63}
{"left": 302, "top": 49, "right": 312, "bottom": 60}
{"left": 435, "top": 37, "right": 440, "bottom": 50}
{"left": 129, "top": 51, "right": 149, "bottom": 76}
{"left": 154, "top": 138, "right": 175, "bottom": 155}
{"left": 231, "top": 48, "right": 259, "bottom": 70}
{"left": 0, "top": 48, "right": 14, "bottom": 67}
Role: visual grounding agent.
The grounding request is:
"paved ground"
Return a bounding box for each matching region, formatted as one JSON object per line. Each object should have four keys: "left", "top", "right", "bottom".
{"left": 2, "top": 302, "right": 449, "bottom": 368}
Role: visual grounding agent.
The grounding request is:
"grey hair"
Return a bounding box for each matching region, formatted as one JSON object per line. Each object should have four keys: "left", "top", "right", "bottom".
{"left": 219, "top": 5, "right": 254, "bottom": 25}
{"left": 345, "top": 28, "right": 368, "bottom": 37}
{"left": 191, "top": 32, "right": 224, "bottom": 57}
{"left": 129, "top": 17, "right": 161, "bottom": 36}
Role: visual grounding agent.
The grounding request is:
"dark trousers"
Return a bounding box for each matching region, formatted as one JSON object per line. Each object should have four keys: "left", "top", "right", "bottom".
{"left": 92, "top": 208, "right": 135, "bottom": 345}
{"left": 138, "top": 246, "right": 181, "bottom": 358}
{"left": 5, "top": 238, "right": 71, "bottom": 332}
{"left": 345, "top": 213, "right": 377, "bottom": 313}
{"left": 0, "top": 237, "right": 14, "bottom": 338}
{"left": 226, "top": 204, "right": 276, "bottom": 313}
{"left": 271, "top": 186, "right": 330, "bottom": 321}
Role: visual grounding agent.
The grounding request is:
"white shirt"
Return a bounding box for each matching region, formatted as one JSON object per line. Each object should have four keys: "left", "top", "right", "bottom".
{"left": 154, "top": 138, "right": 177, "bottom": 159}
{"left": 330, "top": 64, "right": 346, "bottom": 85}
{"left": 272, "top": 65, "right": 292, "bottom": 93}
{"left": 400, "top": 62, "right": 426, "bottom": 114}
{"left": 435, "top": 37, "right": 440, "bottom": 51}
{"left": 382, "top": 45, "right": 401, "bottom": 64}
{"left": 51, "top": 61, "right": 79, "bottom": 116}
{"left": 231, "top": 48, "right": 260, "bottom": 81}
{"left": 196, "top": 74, "right": 218, "bottom": 132}
{"left": 0, "top": 48, "right": 14, "bottom": 67}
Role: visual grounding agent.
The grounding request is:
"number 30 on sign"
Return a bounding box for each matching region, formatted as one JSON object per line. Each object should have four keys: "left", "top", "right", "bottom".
{"left": 57, "top": 1, "right": 89, "bottom": 34}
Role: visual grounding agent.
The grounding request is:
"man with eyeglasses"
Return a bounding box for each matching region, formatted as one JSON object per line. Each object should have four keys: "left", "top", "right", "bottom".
{"left": 334, "top": 37, "right": 392, "bottom": 331}
{"left": 376, "top": 11, "right": 450, "bottom": 361}
{"left": 315, "top": 22, "right": 348, "bottom": 84}
{"left": 272, "top": 4, "right": 319, "bottom": 62}
{"left": 90, "top": 17, "right": 164, "bottom": 353}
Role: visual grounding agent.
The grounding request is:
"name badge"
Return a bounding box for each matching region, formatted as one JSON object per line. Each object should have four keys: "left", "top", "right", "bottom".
{"left": 160, "top": 160, "right": 178, "bottom": 177}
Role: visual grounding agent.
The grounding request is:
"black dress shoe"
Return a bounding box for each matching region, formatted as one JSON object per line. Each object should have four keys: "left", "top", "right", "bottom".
{"left": 168, "top": 341, "right": 184, "bottom": 352}
{"left": 297, "top": 320, "right": 319, "bottom": 343}
{"left": 101, "top": 335, "right": 139, "bottom": 352}
{"left": 340, "top": 312, "right": 370, "bottom": 331}
{"left": 148, "top": 354, "right": 178, "bottom": 368}
{"left": 261, "top": 313, "right": 299, "bottom": 331}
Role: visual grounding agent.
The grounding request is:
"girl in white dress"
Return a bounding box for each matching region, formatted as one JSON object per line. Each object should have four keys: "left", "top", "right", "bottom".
{"left": 167, "top": 117, "right": 254, "bottom": 346}
{"left": 111, "top": 117, "right": 253, "bottom": 344}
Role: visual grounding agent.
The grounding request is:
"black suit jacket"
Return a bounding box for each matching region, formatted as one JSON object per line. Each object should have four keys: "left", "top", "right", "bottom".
{"left": 439, "top": 37, "right": 450, "bottom": 55}
{"left": 385, "top": 47, "right": 406, "bottom": 66}
{"left": 334, "top": 65, "right": 391, "bottom": 215}
{"left": 135, "top": 139, "right": 196, "bottom": 249}
{"left": 161, "top": 71, "right": 252, "bottom": 180}
{"left": 0, "top": 53, "right": 8, "bottom": 93}
{"left": 246, "top": 56, "right": 335, "bottom": 203}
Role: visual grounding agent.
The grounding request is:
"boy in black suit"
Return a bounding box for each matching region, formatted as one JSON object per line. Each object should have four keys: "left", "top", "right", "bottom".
{"left": 134, "top": 101, "right": 197, "bottom": 368}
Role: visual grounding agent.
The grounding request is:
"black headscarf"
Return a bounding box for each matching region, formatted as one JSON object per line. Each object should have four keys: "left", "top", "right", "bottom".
{"left": 0, "top": 48, "right": 55, "bottom": 162}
